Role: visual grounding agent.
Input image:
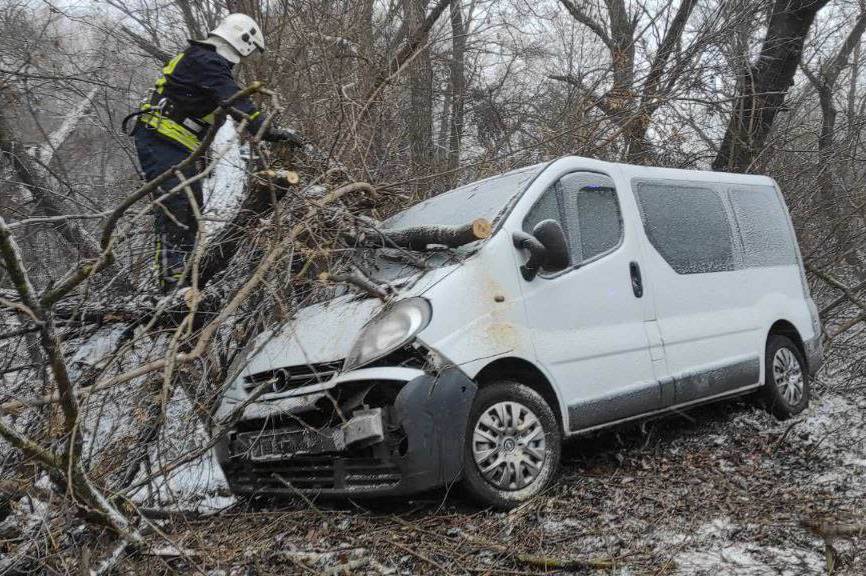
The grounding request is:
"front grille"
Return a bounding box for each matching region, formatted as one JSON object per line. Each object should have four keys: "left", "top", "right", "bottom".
{"left": 233, "top": 426, "right": 344, "bottom": 460}
{"left": 243, "top": 360, "right": 343, "bottom": 395}
{"left": 225, "top": 456, "right": 402, "bottom": 493}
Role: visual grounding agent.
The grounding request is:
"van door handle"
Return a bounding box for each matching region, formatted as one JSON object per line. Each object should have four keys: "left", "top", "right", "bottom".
{"left": 629, "top": 262, "right": 644, "bottom": 298}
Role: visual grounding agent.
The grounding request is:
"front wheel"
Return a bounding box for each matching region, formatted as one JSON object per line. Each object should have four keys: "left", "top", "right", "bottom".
{"left": 760, "top": 335, "right": 810, "bottom": 419}
{"left": 460, "top": 381, "right": 561, "bottom": 509}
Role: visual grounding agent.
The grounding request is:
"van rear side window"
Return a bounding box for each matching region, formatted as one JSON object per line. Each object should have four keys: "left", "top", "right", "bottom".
{"left": 729, "top": 186, "right": 797, "bottom": 267}
{"left": 635, "top": 182, "right": 734, "bottom": 274}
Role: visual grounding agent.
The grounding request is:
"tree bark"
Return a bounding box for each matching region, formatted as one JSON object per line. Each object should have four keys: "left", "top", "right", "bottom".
{"left": 404, "top": 0, "right": 435, "bottom": 186}
{"left": 801, "top": 11, "right": 866, "bottom": 280}
{"left": 626, "top": 0, "right": 698, "bottom": 163}
{"left": 556, "top": 0, "right": 697, "bottom": 164}
{"left": 364, "top": 217, "right": 491, "bottom": 250}
{"left": 802, "top": 11, "right": 866, "bottom": 194}
{"left": 446, "top": 0, "right": 466, "bottom": 175}
{"left": 713, "top": 0, "right": 831, "bottom": 172}
{"left": 0, "top": 104, "right": 101, "bottom": 259}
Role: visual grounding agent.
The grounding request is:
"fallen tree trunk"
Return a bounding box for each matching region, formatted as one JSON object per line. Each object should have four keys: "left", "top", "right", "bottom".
{"left": 362, "top": 217, "right": 491, "bottom": 250}
{"left": 197, "top": 169, "right": 298, "bottom": 287}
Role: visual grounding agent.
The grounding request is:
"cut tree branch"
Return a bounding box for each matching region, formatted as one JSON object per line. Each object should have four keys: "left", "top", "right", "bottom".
{"left": 361, "top": 217, "right": 491, "bottom": 250}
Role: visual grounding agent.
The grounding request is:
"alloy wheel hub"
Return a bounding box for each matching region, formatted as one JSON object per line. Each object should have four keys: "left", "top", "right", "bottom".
{"left": 472, "top": 401, "right": 546, "bottom": 491}
{"left": 773, "top": 347, "right": 804, "bottom": 406}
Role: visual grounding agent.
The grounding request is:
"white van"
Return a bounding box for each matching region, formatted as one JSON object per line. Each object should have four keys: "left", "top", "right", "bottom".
{"left": 215, "top": 156, "right": 823, "bottom": 509}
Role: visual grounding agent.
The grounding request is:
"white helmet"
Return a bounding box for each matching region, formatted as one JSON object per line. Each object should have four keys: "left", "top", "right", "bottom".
{"left": 209, "top": 13, "right": 265, "bottom": 57}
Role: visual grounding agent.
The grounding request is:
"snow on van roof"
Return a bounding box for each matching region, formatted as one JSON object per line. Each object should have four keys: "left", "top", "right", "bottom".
{"left": 554, "top": 155, "right": 778, "bottom": 186}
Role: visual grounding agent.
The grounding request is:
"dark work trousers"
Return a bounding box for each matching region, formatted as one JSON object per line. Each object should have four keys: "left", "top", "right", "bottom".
{"left": 134, "top": 128, "right": 204, "bottom": 293}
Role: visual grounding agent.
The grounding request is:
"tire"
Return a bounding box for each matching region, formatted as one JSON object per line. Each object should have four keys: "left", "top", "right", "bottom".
{"left": 760, "top": 335, "right": 810, "bottom": 419}
{"left": 460, "top": 381, "right": 561, "bottom": 510}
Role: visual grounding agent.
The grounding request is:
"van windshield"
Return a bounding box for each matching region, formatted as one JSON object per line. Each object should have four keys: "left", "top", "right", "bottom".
{"left": 382, "top": 163, "right": 546, "bottom": 230}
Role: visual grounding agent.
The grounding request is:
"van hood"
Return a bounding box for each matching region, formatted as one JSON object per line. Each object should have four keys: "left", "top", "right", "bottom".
{"left": 241, "top": 264, "right": 459, "bottom": 375}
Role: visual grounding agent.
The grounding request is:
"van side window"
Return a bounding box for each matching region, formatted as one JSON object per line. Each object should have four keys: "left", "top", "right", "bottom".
{"left": 635, "top": 182, "right": 734, "bottom": 274}
{"left": 560, "top": 173, "right": 622, "bottom": 264}
{"left": 729, "top": 186, "right": 797, "bottom": 267}
{"left": 523, "top": 184, "right": 560, "bottom": 235}
{"left": 523, "top": 173, "right": 622, "bottom": 268}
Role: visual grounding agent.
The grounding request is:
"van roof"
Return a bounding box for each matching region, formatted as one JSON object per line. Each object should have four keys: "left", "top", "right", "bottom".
{"left": 555, "top": 156, "right": 777, "bottom": 188}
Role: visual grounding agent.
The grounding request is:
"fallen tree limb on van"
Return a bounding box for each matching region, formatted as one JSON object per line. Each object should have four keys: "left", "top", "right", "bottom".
{"left": 0, "top": 180, "right": 374, "bottom": 417}
{"left": 357, "top": 217, "right": 492, "bottom": 251}
{"left": 319, "top": 265, "right": 390, "bottom": 301}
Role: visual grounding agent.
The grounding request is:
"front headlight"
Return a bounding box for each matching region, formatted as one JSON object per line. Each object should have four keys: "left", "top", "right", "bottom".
{"left": 344, "top": 298, "right": 432, "bottom": 370}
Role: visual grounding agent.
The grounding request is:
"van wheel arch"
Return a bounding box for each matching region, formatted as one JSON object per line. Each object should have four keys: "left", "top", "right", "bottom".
{"left": 767, "top": 320, "right": 807, "bottom": 372}
{"left": 473, "top": 358, "right": 563, "bottom": 433}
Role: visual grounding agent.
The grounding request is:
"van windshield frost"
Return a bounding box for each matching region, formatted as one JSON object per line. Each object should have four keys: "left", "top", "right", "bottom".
{"left": 382, "top": 163, "right": 545, "bottom": 230}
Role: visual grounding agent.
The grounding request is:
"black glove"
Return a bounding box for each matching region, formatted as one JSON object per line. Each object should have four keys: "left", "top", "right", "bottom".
{"left": 264, "top": 126, "right": 305, "bottom": 146}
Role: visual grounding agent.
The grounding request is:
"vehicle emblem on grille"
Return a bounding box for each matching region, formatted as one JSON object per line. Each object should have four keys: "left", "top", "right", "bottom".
{"left": 272, "top": 368, "right": 290, "bottom": 393}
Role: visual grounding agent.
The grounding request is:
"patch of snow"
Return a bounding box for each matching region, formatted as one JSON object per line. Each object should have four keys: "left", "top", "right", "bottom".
{"left": 652, "top": 529, "right": 689, "bottom": 547}
{"left": 659, "top": 391, "right": 862, "bottom": 575}
{"left": 707, "top": 433, "right": 728, "bottom": 446}
{"left": 204, "top": 119, "right": 249, "bottom": 239}
{"left": 674, "top": 543, "right": 824, "bottom": 575}
{"left": 776, "top": 392, "right": 866, "bottom": 497}
{"left": 792, "top": 394, "right": 865, "bottom": 451}
{"left": 68, "top": 325, "right": 128, "bottom": 378}
{"left": 696, "top": 517, "right": 735, "bottom": 539}
{"left": 147, "top": 545, "right": 198, "bottom": 557}
{"left": 129, "top": 387, "right": 233, "bottom": 512}
{"left": 541, "top": 517, "right": 583, "bottom": 533}
{"left": 132, "top": 448, "right": 232, "bottom": 511}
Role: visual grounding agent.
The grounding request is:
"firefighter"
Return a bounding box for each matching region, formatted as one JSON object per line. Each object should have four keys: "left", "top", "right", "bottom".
{"left": 129, "top": 13, "right": 300, "bottom": 293}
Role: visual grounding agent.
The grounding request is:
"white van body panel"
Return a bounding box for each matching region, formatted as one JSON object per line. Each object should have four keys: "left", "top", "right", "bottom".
{"left": 617, "top": 167, "right": 817, "bottom": 410}
{"left": 413, "top": 227, "right": 538, "bottom": 376}
{"left": 237, "top": 265, "right": 467, "bottom": 378}
{"left": 242, "top": 295, "right": 382, "bottom": 375}
{"left": 220, "top": 155, "right": 821, "bottom": 436}
{"left": 503, "top": 158, "right": 659, "bottom": 432}
{"left": 216, "top": 155, "right": 823, "bottom": 500}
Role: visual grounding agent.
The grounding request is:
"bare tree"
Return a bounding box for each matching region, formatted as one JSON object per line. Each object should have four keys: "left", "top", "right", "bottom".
{"left": 713, "top": 0, "right": 832, "bottom": 172}
{"left": 552, "top": 0, "right": 701, "bottom": 163}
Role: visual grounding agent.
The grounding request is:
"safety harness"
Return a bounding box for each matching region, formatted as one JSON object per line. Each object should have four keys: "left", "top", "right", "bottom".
{"left": 122, "top": 52, "right": 217, "bottom": 150}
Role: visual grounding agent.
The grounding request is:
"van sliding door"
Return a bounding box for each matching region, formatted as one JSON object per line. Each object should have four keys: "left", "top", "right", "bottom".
{"left": 633, "top": 180, "right": 762, "bottom": 406}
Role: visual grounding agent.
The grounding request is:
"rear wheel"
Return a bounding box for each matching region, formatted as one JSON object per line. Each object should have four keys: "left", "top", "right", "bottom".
{"left": 760, "top": 335, "right": 809, "bottom": 419}
{"left": 461, "top": 381, "right": 561, "bottom": 509}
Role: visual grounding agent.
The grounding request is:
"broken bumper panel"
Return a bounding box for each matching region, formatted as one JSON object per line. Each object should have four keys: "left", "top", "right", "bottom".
{"left": 216, "top": 367, "right": 477, "bottom": 497}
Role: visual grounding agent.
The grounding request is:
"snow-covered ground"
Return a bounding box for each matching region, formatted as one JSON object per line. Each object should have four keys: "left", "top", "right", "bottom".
{"left": 127, "top": 388, "right": 234, "bottom": 514}
{"left": 117, "top": 374, "right": 864, "bottom": 575}
{"left": 7, "top": 324, "right": 861, "bottom": 574}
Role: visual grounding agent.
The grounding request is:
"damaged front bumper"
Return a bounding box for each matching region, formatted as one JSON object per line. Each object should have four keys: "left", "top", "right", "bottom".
{"left": 215, "top": 366, "right": 477, "bottom": 497}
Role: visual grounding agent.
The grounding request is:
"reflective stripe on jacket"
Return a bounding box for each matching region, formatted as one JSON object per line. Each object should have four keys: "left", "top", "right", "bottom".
{"left": 138, "top": 42, "right": 263, "bottom": 151}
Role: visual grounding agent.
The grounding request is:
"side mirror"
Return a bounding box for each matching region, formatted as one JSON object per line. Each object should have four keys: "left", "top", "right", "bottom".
{"left": 512, "top": 219, "right": 570, "bottom": 281}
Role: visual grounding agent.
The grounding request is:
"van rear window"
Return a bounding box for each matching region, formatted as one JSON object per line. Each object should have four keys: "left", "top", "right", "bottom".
{"left": 635, "top": 183, "right": 735, "bottom": 274}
